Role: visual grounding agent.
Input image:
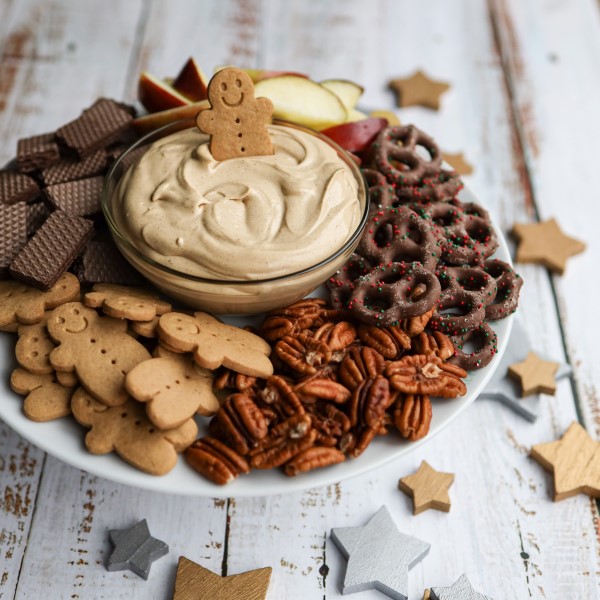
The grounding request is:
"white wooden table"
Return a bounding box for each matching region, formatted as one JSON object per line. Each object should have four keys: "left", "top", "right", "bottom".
{"left": 1, "top": 0, "right": 599, "bottom": 598}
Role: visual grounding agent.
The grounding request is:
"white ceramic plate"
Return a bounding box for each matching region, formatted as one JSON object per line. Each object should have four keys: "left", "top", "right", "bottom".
{"left": 0, "top": 186, "right": 513, "bottom": 497}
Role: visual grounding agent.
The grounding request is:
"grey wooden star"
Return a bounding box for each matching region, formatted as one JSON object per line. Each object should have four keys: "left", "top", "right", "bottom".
{"left": 331, "top": 505, "right": 430, "bottom": 599}
{"left": 430, "top": 573, "right": 493, "bottom": 599}
{"left": 478, "top": 318, "right": 572, "bottom": 422}
{"left": 107, "top": 519, "right": 169, "bottom": 579}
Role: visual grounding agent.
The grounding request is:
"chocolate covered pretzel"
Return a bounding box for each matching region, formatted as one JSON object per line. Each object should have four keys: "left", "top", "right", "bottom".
{"left": 483, "top": 258, "right": 523, "bottom": 321}
{"left": 371, "top": 125, "right": 463, "bottom": 203}
{"left": 449, "top": 322, "right": 498, "bottom": 370}
{"left": 417, "top": 199, "right": 498, "bottom": 266}
{"left": 333, "top": 261, "right": 440, "bottom": 327}
{"left": 358, "top": 205, "right": 439, "bottom": 270}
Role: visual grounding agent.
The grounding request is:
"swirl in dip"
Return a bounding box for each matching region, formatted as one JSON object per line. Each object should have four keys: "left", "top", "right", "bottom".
{"left": 114, "top": 124, "right": 361, "bottom": 280}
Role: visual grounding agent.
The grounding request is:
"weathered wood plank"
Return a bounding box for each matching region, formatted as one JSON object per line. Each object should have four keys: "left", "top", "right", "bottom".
{"left": 15, "top": 456, "right": 226, "bottom": 599}
{"left": 489, "top": 0, "right": 600, "bottom": 439}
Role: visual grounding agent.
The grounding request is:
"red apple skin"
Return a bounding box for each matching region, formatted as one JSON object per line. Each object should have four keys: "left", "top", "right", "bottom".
{"left": 138, "top": 72, "right": 191, "bottom": 113}
{"left": 132, "top": 101, "right": 210, "bottom": 134}
{"left": 320, "top": 118, "right": 388, "bottom": 154}
{"left": 173, "top": 58, "right": 208, "bottom": 102}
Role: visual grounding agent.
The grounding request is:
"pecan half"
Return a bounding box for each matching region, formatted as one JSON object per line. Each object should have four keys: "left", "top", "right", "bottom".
{"left": 399, "top": 307, "right": 435, "bottom": 337}
{"left": 313, "top": 321, "right": 357, "bottom": 360}
{"left": 386, "top": 355, "right": 467, "bottom": 397}
{"left": 358, "top": 324, "right": 411, "bottom": 359}
{"left": 412, "top": 331, "right": 455, "bottom": 361}
{"left": 338, "top": 346, "right": 386, "bottom": 391}
{"left": 250, "top": 418, "right": 317, "bottom": 469}
{"left": 346, "top": 375, "right": 393, "bottom": 457}
{"left": 308, "top": 402, "right": 351, "bottom": 442}
{"left": 268, "top": 298, "right": 327, "bottom": 322}
{"left": 186, "top": 437, "right": 250, "bottom": 485}
{"left": 284, "top": 447, "right": 345, "bottom": 476}
{"left": 295, "top": 378, "right": 351, "bottom": 404}
{"left": 393, "top": 394, "right": 432, "bottom": 441}
{"left": 259, "top": 375, "right": 304, "bottom": 417}
{"left": 275, "top": 333, "right": 332, "bottom": 375}
{"left": 213, "top": 393, "right": 268, "bottom": 455}
{"left": 214, "top": 368, "right": 258, "bottom": 394}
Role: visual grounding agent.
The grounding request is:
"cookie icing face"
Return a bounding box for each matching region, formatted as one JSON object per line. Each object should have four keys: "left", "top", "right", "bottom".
{"left": 209, "top": 69, "right": 253, "bottom": 108}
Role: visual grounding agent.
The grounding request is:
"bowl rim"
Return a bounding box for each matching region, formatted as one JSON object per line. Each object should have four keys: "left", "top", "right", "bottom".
{"left": 102, "top": 117, "right": 370, "bottom": 286}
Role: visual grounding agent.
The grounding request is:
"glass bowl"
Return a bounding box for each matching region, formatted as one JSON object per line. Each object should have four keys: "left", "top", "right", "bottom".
{"left": 102, "top": 118, "right": 369, "bottom": 315}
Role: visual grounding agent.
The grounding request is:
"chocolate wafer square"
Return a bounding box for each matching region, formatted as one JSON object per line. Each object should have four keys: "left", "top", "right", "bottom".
{"left": 26, "top": 201, "right": 52, "bottom": 238}
{"left": 44, "top": 176, "right": 104, "bottom": 217}
{"left": 16, "top": 132, "right": 60, "bottom": 173}
{"left": 0, "top": 171, "right": 40, "bottom": 205}
{"left": 74, "top": 238, "right": 145, "bottom": 286}
{"left": 9, "top": 210, "right": 94, "bottom": 289}
{"left": 40, "top": 149, "right": 108, "bottom": 186}
{"left": 0, "top": 202, "right": 28, "bottom": 277}
{"left": 55, "top": 98, "right": 134, "bottom": 157}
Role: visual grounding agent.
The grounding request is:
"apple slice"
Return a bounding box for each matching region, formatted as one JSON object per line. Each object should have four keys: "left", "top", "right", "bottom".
{"left": 370, "top": 109, "right": 400, "bottom": 126}
{"left": 138, "top": 72, "right": 191, "bottom": 113}
{"left": 346, "top": 108, "right": 368, "bottom": 122}
{"left": 254, "top": 76, "right": 347, "bottom": 130}
{"left": 132, "top": 101, "right": 210, "bottom": 134}
{"left": 320, "top": 79, "right": 364, "bottom": 110}
{"left": 172, "top": 57, "right": 209, "bottom": 102}
{"left": 320, "top": 118, "right": 388, "bottom": 154}
{"left": 244, "top": 68, "right": 309, "bottom": 83}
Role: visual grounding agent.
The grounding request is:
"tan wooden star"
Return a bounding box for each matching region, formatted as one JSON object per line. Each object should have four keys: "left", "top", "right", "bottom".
{"left": 530, "top": 422, "right": 600, "bottom": 501}
{"left": 507, "top": 351, "right": 559, "bottom": 397}
{"left": 398, "top": 460, "right": 454, "bottom": 515}
{"left": 442, "top": 152, "right": 473, "bottom": 175}
{"left": 389, "top": 70, "right": 450, "bottom": 110}
{"left": 172, "top": 556, "right": 272, "bottom": 600}
{"left": 512, "top": 218, "right": 586, "bottom": 275}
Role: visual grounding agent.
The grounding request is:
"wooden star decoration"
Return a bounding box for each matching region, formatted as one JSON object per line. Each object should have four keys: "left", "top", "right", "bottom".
{"left": 507, "top": 351, "right": 559, "bottom": 397}
{"left": 106, "top": 519, "right": 168, "bottom": 580}
{"left": 430, "top": 573, "right": 494, "bottom": 600}
{"left": 442, "top": 152, "right": 473, "bottom": 175}
{"left": 398, "top": 461, "right": 454, "bottom": 515}
{"left": 331, "top": 505, "right": 430, "bottom": 599}
{"left": 172, "top": 556, "right": 272, "bottom": 600}
{"left": 530, "top": 422, "right": 600, "bottom": 501}
{"left": 512, "top": 218, "right": 586, "bottom": 274}
{"left": 478, "top": 319, "right": 572, "bottom": 422}
{"left": 388, "top": 70, "right": 450, "bottom": 110}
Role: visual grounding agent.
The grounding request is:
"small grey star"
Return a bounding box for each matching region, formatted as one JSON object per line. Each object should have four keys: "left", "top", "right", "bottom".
{"left": 478, "top": 318, "right": 571, "bottom": 422}
{"left": 331, "top": 505, "right": 430, "bottom": 599}
{"left": 431, "top": 573, "right": 493, "bottom": 599}
{"left": 107, "top": 519, "right": 168, "bottom": 579}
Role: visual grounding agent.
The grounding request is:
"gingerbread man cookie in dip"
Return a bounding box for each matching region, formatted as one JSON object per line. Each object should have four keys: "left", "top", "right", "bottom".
{"left": 196, "top": 67, "right": 273, "bottom": 160}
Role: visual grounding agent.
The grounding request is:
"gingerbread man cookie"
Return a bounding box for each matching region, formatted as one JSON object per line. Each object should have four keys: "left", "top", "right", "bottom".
{"left": 11, "top": 368, "right": 74, "bottom": 421}
{"left": 83, "top": 284, "right": 172, "bottom": 322}
{"left": 125, "top": 349, "right": 219, "bottom": 429}
{"left": 16, "top": 314, "right": 55, "bottom": 375}
{"left": 47, "top": 302, "right": 151, "bottom": 406}
{"left": 196, "top": 67, "right": 273, "bottom": 160}
{"left": 157, "top": 311, "right": 273, "bottom": 378}
{"left": 0, "top": 272, "right": 80, "bottom": 327}
{"left": 71, "top": 387, "right": 198, "bottom": 475}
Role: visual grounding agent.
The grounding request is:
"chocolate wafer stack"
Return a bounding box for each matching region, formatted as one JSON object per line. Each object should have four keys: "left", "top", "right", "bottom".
{"left": 1, "top": 97, "right": 144, "bottom": 290}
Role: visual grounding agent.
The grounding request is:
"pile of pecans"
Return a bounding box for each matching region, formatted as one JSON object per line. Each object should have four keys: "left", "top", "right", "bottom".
{"left": 186, "top": 298, "right": 468, "bottom": 485}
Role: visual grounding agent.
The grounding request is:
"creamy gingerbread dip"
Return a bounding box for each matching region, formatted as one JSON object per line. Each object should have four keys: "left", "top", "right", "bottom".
{"left": 114, "top": 124, "right": 361, "bottom": 280}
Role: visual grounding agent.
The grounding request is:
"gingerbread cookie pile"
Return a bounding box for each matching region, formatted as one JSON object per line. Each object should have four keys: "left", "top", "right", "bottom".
{"left": 0, "top": 98, "right": 143, "bottom": 290}
{"left": 0, "top": 279, "right": 276, "bottom": 476}
{"left": 328, "top": 124, "right": 522, "bottom": 370}
{"left": 187, "top": 297, "right": 467, "bottom": 485}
